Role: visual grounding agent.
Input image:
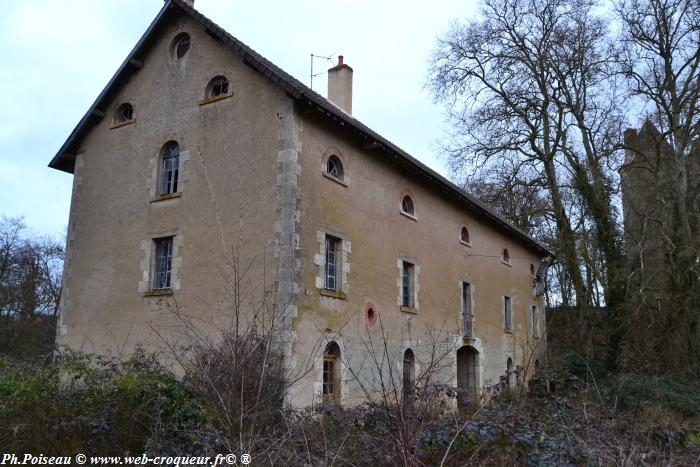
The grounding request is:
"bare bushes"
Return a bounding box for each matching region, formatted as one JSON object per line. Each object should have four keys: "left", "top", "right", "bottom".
{"left": 183, "top": 331, "right": 288, "bottom": 455}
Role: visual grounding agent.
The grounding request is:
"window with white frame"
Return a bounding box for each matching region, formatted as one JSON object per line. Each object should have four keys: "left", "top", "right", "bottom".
{"left": 325, "top": 235, "right": 340, "bottom": 291}
{"left": 153, "top": 237, "right": 173, "bottom": 290}
{"left": 159, "top": 141, "right": 180, "bottom": 196}
{"left": 504, "top": 296, "right": 512, "bottom": 332}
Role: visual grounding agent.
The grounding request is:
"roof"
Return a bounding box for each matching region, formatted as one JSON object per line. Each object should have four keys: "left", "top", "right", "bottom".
{"left": 48, "top": 0, "right": 552, "bottom": 257}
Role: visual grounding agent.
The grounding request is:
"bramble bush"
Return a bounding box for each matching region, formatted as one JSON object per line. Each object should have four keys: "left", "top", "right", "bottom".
{"left": 1, "top": 344, "right": 698, "bottom": 465}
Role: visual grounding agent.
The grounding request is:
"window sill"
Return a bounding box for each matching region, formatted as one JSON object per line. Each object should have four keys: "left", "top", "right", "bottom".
{"left": 501, "top": 260, "right": 512, "bottom": 267}
{"left": 322, "top": 172, "right": 348, "bottom": 187}
{"left": 504, "top": 329, "right": 513, "bottom": 335}
{"left": 151, "top": 192, "right": 182, "bottom": 203}
{"left": 400, "top": 211, "right": 418, "bottom": 221}
{"left": 143, "top": 289, "right": 173, "bottom": 297}
{"left": 199, "top": 93, "right": 232, "bottom": 106}
{"left": 460, "top": 240, "right": 472, "bottom": 247}
{"left": 110, "top": 119, "right": 136, "bottom": 129}
{"left": 320, "top": 288, "right": 347, "bottom": 299}
{"left": 400, "top": 306, "right": 417, "bottom": 314}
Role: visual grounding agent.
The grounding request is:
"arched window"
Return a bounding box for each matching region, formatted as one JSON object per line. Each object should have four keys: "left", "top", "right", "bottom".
{"left": 401, "top": 195, "right": 415, "bottom": 216}
{"left": 530, "top": 263, "right": 536, "bottom": 276}
{"left": 460, "top": 226, "right": 470, "bottom": 244}
{"left": 506, "top": 357, "right": 514, "bottom": 386}
{"left": 502, "top": 248, "right": 510, "bottom": 264}
{"left": 403, "top": 349, "right": 415, "bottom": 404}
{"left": 323, "top": 342, "right": 341, "bottom": 401}
{"left": 159, "top": 141, "right": 180, "bottom": 195}
{"left": 326, "top": 155, "right": 344, "bottom": 180}
{"left": 115, "top": 103, "right": 133, "bottom": 123}
{"left": 171, "top": 33, "right": 190, "bottom": 59}
{"left": 206, "top": 76, "right": 229, "bottom": 98}
{"left": 365, "top": 304, "right": 378, "bottom": 327}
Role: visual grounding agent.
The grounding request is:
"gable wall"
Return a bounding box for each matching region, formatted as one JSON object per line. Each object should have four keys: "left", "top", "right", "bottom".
{"left": 57, "top": 13, "right": 294, "bottom": 355}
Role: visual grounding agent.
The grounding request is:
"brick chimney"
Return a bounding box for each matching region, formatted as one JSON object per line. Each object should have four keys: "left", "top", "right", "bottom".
{"left": 327, "top": 55, "right": 353, "bottom": 114}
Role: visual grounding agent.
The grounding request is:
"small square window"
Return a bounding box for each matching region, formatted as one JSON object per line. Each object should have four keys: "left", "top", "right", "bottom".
{"left": 153, "top": 237, "right": 173, "bottom": 290}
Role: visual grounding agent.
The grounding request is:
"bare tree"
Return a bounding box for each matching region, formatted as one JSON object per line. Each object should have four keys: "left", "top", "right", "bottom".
{"left": 428, "top": 0, "right": 625, "bottom": 360}
{"left": 616, "top": 0, "right": 699, "bottom": 375}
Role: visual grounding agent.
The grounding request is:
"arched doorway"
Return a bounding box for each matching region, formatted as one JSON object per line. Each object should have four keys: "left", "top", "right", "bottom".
{"left": 456, "top": 346, "right": 478, "bottom": 411}
{"left": 403, "top": 348, "right": 415, "bottom": 403}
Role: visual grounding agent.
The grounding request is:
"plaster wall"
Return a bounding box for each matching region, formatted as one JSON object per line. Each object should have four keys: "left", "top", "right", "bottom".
{"left": 290, "top": 114, "right": 546, "bottom": 407}
{"left": 57, "top": 14, "right": 292, "bottom": 355}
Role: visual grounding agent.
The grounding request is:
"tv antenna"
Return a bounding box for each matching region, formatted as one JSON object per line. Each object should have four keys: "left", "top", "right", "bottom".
{"left": 310, "top": 53, "right": 334, "bottom": 90}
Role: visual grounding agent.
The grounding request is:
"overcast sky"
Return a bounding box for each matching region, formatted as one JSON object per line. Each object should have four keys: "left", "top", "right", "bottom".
{"left": 0, "top": 0, "right": 478, "bottom": 238}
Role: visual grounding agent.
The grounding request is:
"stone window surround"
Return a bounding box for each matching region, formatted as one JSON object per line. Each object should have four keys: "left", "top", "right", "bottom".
{"left": 170, "top": 31, "right": 191, "bottom": 62}
{"left": 199, "top": 73, "right": 234, "bottom": 106}
{"left": 459, "top": 222, "right": 472, "bottom": 247}
{"left": 321, "top": 146, "right": 349, "bottom": 187}
{"left": 111, "top": 102, "right": 135, "bottom": 129}
{"left": 397, "top": 255, "right": 420, "bottom": 312}
{"left": 503, "top": 295, "right": 513, "bottom": 333}
{"left": 314, "top": 225, "right": 351, "bottom": 298}
{"left": 399, "top": 188, "right": 417, "bottom": 220}
{"left": 501, "top": 248, "right": 512, "bottom": 266}
{"left": 139, "top": 229, "right": 183, "bottom": 295}
{"left": 458, "top": 274, "right": 475, "bottom": 337}
{"left": 313, "top": 335, "right": 347, "bottom": 404}
{"left": 147, "top": 139, "right": 190, "bottom": 202}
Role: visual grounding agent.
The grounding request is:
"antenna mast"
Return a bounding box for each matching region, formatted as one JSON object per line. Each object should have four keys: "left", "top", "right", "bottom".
{"left": 310, "top": 53, "right": 333, "bottom": 90}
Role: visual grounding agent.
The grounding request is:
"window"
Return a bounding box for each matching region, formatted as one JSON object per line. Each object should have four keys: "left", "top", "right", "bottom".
{"left": 462, "top": 282, "right": 473, "bottom": 337}
{"left": 502, "top": 248, "right": 510, "bottom": 264}
{"left": 115, "top": 103, "right": 133, "bottom": 123}
{"left": 322, "top": 342, "right": 341, "bottom": 401}
{"left": 326, "top": 155, "right": 344, "bottom": 180}
{"left": 401, "top": 195, "right": 415, "bottom": 216}
{"left": 159, "top": 141, "right": 180, "bottom": 195}
{"left": 365, "top": 303, "right": 378, "bottom": 327}
{"left": 206, "top": 76, "right": 230, "bottom": 98}
{"left": 532, "top": 305, "right": 539, "bottom": 338}
{"left": 530, "top": 263, "right": 536, "bottom": 276}
{"left": 324, "top": 236, "right": 342, "bottom": 291}
{"left": 504, "top": 296, "right": 512, "bottom": 332}
{"left": 171, "top": 33, "right": 190, "bottom": 59}
{"left": 460, "top": 226, "right": 470, "bottom": 244}
{"left": 402, "top": 261, "right": 414, "bottom": 307}
{"left": 153, "top": 237, "right": 173, "bottom": 290}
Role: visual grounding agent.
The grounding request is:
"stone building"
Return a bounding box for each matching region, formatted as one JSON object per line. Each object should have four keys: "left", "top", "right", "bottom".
{"left": 620, "top": 121, "right": 699, "bottom": 301}
{"left": 49, "top": 0, "right": 551, "bottom": 408}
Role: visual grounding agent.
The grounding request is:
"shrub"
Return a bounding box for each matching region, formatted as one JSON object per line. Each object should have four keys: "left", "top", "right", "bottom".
{"left": 0, "top": 348, "right": 208, "bottom": 454}
{"left": 599, "top": 373, "right": 700, "bottom": 417}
